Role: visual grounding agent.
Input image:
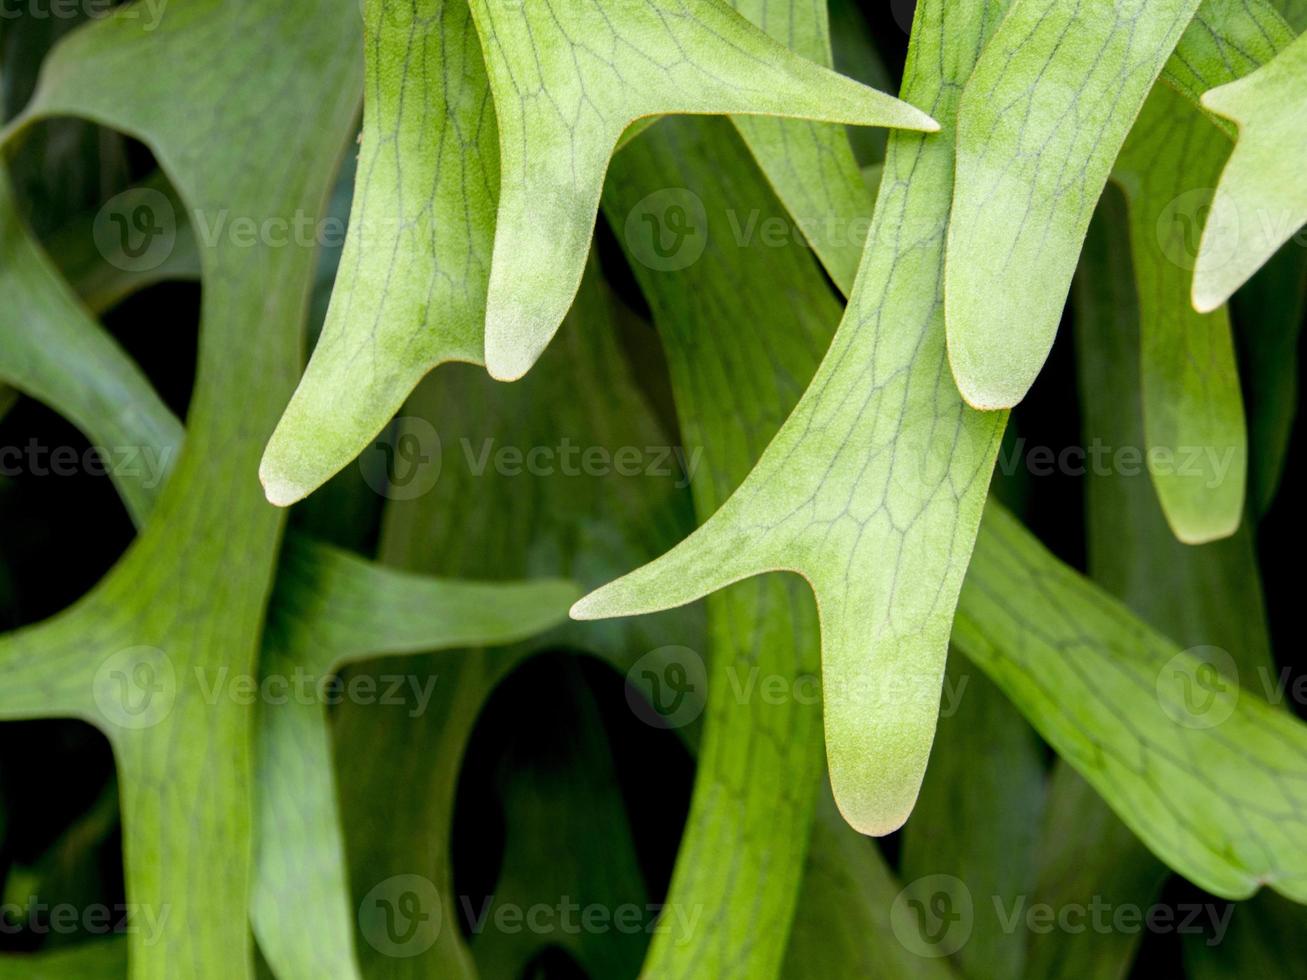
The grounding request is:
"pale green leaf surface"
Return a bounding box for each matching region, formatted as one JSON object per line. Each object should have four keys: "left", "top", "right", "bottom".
{"left": 0, "top": 4, "right": 362, "bottom": 976}
{"left": 1195, "top": 29, "right": 1307, "bottom": 311}
{"left": 604, "top": 115, "right": 827, "bottom": 978}
{"left": 467, "top": 0, "right": 938, "bottom": 381}
{"left": 1113, "top": 85, "right": 1247, "bottom": 543}
{"left": 1160, "top": 0, "right": 1296, "bottom": 125}
{"left": 954, "top": 503, "right": 1307, "bottom": 904}
{"left": 259, "top": 0, "right": 499, "bottom": 507}
{"left": 946, "top": 0, "right": 1206, "bottom": 409}
{"left": 575, "top": 0, "right": 1009, "bottom": 838}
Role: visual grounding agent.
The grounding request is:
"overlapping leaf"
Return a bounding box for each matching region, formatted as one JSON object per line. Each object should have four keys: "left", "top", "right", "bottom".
{"left": 468, "top": 0, "right": 938, "bottom": 382}
{"left": 604, "top": 115, "right": 827, "bottom": 977}
{"left": 1112, "top": 86, "right": 1247, "bottom": 543}
{"left": 1195, "top": 29, "right": 1307, "bottom": 311}
{"left": 946, "top": 0, "right": 1208, "bottom": 409}
{"left": 576, "top": 0, "right": 1009, "bottom": 838}
{"left": 0, "top": 3, "right": 362, "bottom": 975}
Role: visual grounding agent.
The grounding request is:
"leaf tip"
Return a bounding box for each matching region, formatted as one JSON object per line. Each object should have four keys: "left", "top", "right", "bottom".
{"left": 258, "top": 459, "right": 308, "bottom": 509}
{"left": 568, "top": 591, "right": 607, "bottom": 622}
{"left": 830, "top": 776, "right": 913, "bottom": 838}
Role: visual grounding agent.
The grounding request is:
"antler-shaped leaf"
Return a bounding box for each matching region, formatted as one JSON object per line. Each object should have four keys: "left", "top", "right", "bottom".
{"left": 605, "top": 115, "right": 828, "bottom": 977}
{"left": 1112, "top": 85, "right": 1247, "bottom": 543}
{"left": 576, "top": 0, "right": 1007, "bottom": 838}
{"left": 946, "top": 0, "right": 1207, "bottom": 410}
{"left": 1194, "top": 29, "right": 1307, "bottom": 312}
{"left": 260, "top": 0, "right": 498, "bottom": 506}
{"left": 468, "top": 0, "right": 937, "bottom": 381}
{"left": 253, "top": 538, "right": 576, "bottom": 980}
{"left": 0, "top": 3, "right": 362, "bottom": 975}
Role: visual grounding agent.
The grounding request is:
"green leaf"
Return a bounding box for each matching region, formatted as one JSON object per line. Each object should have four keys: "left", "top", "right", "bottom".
{"left": 468, "top": 0, "right": 938, "bottom": 381}
{"left": 330, "top": 261, "right": 705, "bottom": 979}
{"left": 1112, "top": 85, "right": 1247, "bottom": 543}
{"left": 0, "top": 939, "right": 126, "bottom": 980}
{"left": 954, "top": 503, "right": 1307, "bottom": 904}
{"left": 1160, "top": 0, "right": 1297, "bottom": 122}
{"left": 259, "top": 0, "right": 498, "bottom": 507}
{"left": 946, "top": 0, "right": 1206, "bottom": 409}
{"left": 252, "top": 536, "right": 576, "bottom": 980}
{"left": 0, "top": 168, "right": 183, "bottom": 525}
{"left": 0, "top": 4, "right": 362, "bottom": 976}
{"left": 575, "top": 0, "right": 1008, "bottom": 838}
{"left": 1194, "top": 30, "right": 1307, "bottom": 312}
{"left": 901, "top": 664, "right": 1045, "bottom": 979}
{"left": 783, "top": 791, "right": 959, "bottom": 980}
{"left": 604, "top": 114, "right": 828, "bottom": 978}
{"left": 725, "top": 0, "right": 875, "bottom": 294}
